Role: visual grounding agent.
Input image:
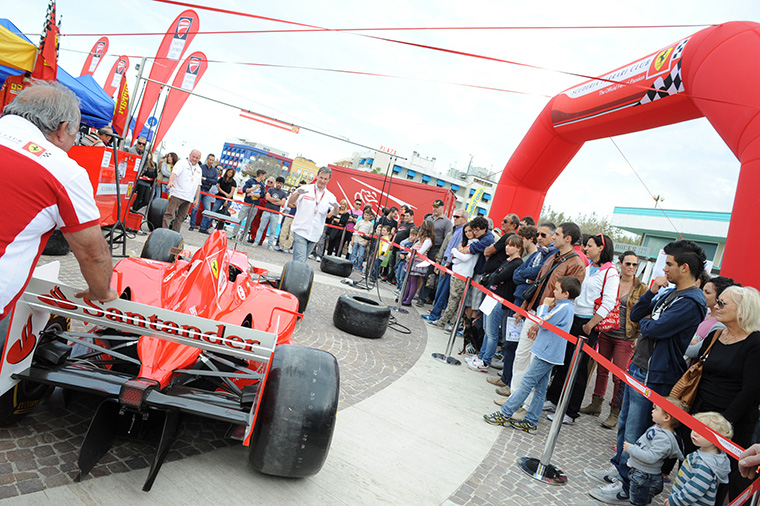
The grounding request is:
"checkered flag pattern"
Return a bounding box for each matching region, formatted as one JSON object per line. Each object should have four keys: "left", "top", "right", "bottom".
{"left": 671, "top": 37, "right": 690, "bottom": 62}
{"left": 38, "top": 0, "right": 57, "bottom": 50}
{"left": 638, "top": 60, "right": 684, "bottom": 105}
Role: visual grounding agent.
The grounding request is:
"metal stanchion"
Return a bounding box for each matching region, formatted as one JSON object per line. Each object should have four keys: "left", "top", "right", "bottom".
{"left": 389, "top": 249, "right": 416, "bottom": 313}
{"left": 517, "top": 335, "right": 588, "bottom": 485}
{"left": 432, "top": 276, "right": 472, "bottom": 366}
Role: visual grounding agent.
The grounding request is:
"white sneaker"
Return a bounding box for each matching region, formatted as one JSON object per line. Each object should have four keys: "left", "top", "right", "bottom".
{"left": 584, "top": 464, "right": 620, "bottom": 485}
{"left": 546, "top": 413, "right": 575, "bottom": 425}
{"left": 467, "top": 358, "right": 488, "bottom": 372}
{"left": 588, "top": 479, "right": 629, "bottom": 505}
{"left": 542, "top": 400, "right": 557, "bottom": 412}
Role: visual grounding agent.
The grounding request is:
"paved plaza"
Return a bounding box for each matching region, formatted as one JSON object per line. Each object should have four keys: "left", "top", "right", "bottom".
{"left": 0, "top": 222, "right": 677, "bottom": 505}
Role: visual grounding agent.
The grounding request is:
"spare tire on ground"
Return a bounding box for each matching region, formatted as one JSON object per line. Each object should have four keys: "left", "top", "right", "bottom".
{"left": 320, "top": 255, "right": 352, "bottom": 278}
{"left": 333, "top": 294, "right": 391, "bottom": 339}
{"left": 42, "top": 230, "right": 70, "bottom": 256}
{"left": 147, "top": 198, "right": 168, "bottom": 231}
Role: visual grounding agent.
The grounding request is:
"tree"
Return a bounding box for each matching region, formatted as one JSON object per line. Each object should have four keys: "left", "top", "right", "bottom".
{"left": 538, "top": 205, "right": 639, "bottom": 245}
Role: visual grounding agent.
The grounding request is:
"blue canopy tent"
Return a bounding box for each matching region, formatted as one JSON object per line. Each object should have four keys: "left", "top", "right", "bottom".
{"left": 0, "top": 18, "right": 115, "bottom": 127}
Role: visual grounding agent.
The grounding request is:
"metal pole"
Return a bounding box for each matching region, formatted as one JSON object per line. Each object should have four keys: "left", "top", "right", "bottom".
{"left": 517, "top": 335, "right": 588, "bottom": 485}
{"left": 432, "top": 276, "right": 471, "bottom": 366}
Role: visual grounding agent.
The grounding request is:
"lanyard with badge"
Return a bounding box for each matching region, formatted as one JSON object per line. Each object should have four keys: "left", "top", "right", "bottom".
{"left": 313, "top": 186, "right": 325, "bottom": 215}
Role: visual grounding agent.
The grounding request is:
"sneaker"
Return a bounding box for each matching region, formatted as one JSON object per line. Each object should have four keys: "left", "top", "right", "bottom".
{"left": 492, "top": 352, "right": 504, "bottom": 362}
{"left": 308, "top": 254, "right": 316, "bottom": 260}
{"left": 268, "top": 245, "right": 275, "bottom": 251}
{"left": 428, "top": 320, "right": 445, "bottom": 328}
{"left": 199, "top": 229, "right": 210, "bottom": 235}
{"left": 495, "top": 386, "right": 511, "bottom": 397}
{"left": 509, "top": 418, "right": 537, "bottom": 435}
{"left": 490, "top": 359, "right": 504, "bottom": 370}
{"left": 444, "top": 324, "right": 454, "bottom": 332}
{"left": 467, "top": 358, "right": 488, "bottom": 373}
{"left": 583, "top": 464, "right": 620, "bottom": 485}
{"left": 420, "top": 315, "right": 438, "bottom": 322}
{"left": 483, "top": 411, "right": 510, "bottom": 426}
{"left": 188, "top": 227, "right": 195, "bottom": 231}
{"left": 464, "top": 343, "right": 477, "bottom": 355}
{"left": 486, "top": 376, "right": 507, "bottom": 387}
{"left": 588, "top": 479, "right": 629, "bottom": 505}
{"left": 494, "top": 397, "right": 508, "bottom": 406}
{"left": 415, "top": 299, "right": 426, "bottom": 307}
{"left": 546, "top": 413, "right": 575, "bottom": 425}
{"left": 511, "top": 407, "right": 528, "bottom": 421}
{"left": 543, "top": 400, "right": 557, "bottom": 412}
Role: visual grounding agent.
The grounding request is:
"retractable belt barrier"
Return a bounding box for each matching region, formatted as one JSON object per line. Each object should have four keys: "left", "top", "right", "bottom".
{"left": 375, "top": 235, "right": 760, "bottom": 503}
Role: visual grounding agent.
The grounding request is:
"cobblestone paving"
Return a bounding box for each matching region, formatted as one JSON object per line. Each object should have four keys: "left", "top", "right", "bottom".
{"left": 1, "top": 226, "right": 427, "bottom": 499}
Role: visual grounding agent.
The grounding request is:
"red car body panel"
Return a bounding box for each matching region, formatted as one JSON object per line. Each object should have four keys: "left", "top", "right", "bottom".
{"left": 111, "top": 231, "right": 298, "bottom": 387}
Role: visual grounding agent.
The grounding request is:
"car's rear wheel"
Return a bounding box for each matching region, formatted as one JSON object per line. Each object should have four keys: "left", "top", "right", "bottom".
{"left": 0, "top": 314, "right": 69, "bottom": 426}
{"left": 140, "top": 228, "right": 183, "bottom": 263}
{"left": 147, "top": 198, "right": 168, "bottom": 231}
{"left": 278, "top": 261, "right": 313, "bottom": 314}
{"left": 248, "top": 345, "right": 339, "bottom": 477}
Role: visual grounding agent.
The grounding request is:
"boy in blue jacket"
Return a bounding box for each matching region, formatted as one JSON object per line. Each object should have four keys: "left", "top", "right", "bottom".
{"left": 483, "top": 276, "right": 581, "bottom": 434}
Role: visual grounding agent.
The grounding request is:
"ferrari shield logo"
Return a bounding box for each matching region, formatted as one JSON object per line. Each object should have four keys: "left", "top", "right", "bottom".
{"left": 210, "top": 259, "right": 219, "bottom": 279}
{"left": 22, "top": 142, "right": 46, "bottom": 156}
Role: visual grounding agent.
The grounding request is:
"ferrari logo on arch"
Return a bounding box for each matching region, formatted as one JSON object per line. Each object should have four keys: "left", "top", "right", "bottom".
{"left": 22, "top": 142, "right": 46, "bottom": 156}
{"left": 654, "top": 48, "right": 673, "bottom": 72}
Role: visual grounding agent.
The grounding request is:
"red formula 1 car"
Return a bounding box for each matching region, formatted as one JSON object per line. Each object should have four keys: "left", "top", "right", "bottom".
{"left": 0, "top": 229, "right": 339, "bottom": 491}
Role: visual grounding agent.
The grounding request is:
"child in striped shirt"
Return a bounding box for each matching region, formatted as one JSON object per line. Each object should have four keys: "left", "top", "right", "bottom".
{"left": 665, "top": 412, "right": 732, "bottom": 506}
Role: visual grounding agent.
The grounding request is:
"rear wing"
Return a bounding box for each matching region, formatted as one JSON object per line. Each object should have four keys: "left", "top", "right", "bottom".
{"left": 0, "top": 276, "right": 277, "bottom": 397}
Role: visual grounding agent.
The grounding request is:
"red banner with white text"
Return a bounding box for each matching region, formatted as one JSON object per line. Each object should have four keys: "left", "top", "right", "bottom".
{"left": 130, "top": 9, "right": 199, "bottom": 144}
{"left": 103, "top": 55, "right": 129, "bottom": 97}
{"left": 79, "top": 36, "right": 109, "bottom": 76}
{"left": 112, "top": 72, "right": 130, "bottom": 136}
{"left": 153, "top": 51, "right": 207, "bottom": 146}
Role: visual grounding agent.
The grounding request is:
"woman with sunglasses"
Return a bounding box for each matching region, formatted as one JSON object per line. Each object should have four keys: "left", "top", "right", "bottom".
{"left": 582, "top": 251, "right": 647, "bottom": 428}
{"left": 544, "top": 233, "right": 618, "bottom": 425}
{"left": 684, "top": 286, "right": 760, "bottom": 503}
{"left": 684, "top": 275, "right": 736, "bottom": 364}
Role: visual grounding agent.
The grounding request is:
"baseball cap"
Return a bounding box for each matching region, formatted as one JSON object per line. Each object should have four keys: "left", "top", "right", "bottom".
{"left": 432, "top": 199, "right": 444, "bottom": 207}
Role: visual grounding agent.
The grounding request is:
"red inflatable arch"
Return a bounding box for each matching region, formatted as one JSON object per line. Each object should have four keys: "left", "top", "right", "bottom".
{"left": 491, "top": 21, "right": 760, "bottom": 287}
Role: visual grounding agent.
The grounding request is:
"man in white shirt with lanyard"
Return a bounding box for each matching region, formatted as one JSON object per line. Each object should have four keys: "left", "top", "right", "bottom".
{"left": 287, "top": 166, "right": 339, "bottom": 262}
{"left": 162, "top": 150, "right": 202, "bottom": 232}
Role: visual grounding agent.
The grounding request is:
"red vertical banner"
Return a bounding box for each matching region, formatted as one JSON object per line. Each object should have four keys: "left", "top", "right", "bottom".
{"left": 112, "top": 73, "right": 130, "bottom": 136}
{"left": 131, "top": 9, "right": 199, "bottom": 144}
{"left": 103, "top": 55, "right": 129, "bottom": 97}
{"left": 153, "top": 52, "right": 207, "bottom": 146}
{"left": 80, "top": 36, "right": 109, "bottom": 76}
{"left": 31, "top": 0, "right": 58, "bottom": 81}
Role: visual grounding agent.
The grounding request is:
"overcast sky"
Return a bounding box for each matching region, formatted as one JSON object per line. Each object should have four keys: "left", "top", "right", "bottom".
{"left": 6, "top": 0, "right": 759, "bottom": 221}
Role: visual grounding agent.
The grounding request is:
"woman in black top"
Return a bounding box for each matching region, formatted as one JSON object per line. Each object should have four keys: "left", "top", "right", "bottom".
{"left": 689, "top": 285, "right": 760, "bottom": 502}
{"left": 211, "top": 168, "right": 238, "bottom": 228}
{"left": 326, "top": 200, "right": 351, "bottom": 256}
{"left": 130, "top": 153, "right": 157, "bottom": 213}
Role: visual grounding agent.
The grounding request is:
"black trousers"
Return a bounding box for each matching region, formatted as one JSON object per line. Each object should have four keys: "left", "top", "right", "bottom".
{"left": 546, "top": 315, "right": 599, "bottom": 419}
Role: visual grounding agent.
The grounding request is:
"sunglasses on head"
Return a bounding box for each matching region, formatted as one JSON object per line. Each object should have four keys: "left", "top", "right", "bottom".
{"left": 623, "top": 261, "right": 638, "bottom": 267}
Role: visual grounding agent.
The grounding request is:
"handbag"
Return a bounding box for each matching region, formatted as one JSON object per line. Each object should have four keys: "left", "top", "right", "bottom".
{"left": 594, "top": 268, "right": 621, "bottom": 332}
{"left": 669, "top": 329, "right": 723, "bottom": 408}
{"left": 522, "top": 252, "right": 579, "bottom": 303}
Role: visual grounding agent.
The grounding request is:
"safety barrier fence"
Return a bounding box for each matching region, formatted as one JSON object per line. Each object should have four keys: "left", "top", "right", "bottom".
{"left": 372, "top": 233, "right": 760, "bottom": 503}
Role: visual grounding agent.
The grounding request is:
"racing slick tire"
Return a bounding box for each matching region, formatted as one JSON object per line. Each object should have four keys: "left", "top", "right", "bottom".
{"left": 147, "top": 198, "right": 168, "bottom": 231}
{"left": 249, "top": 345, "right": 339, "bottom": 477}
{"left": 140, "top": 228, "right": 184, "bottom": 263}
{"left": 0, "top": 314, "right": 69, "bottom": 426}
{"left": 332, "top": 294, "right": 391, "bottom": 339}
{"left": 278, "top": 261, "right": 313, "bottom": 314}
{"left": 42, "top": 229, "right": 71, "bottom": 256}
{"left": 319, "top": 255, "right": 352, "bottom": 278}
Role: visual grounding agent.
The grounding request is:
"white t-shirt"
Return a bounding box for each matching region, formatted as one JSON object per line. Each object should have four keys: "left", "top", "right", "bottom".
{"left": 290, "top": 184, "right": 338, "bottom": 242}
{"left": 0, "top": 115, "right": 101, "bottom": 317}
{"left": 169, "top": 158, "right": 202, "bottom": 202}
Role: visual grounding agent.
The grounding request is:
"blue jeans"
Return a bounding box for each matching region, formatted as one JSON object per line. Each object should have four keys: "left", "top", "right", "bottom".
{"left": 190, "top": 192, "right": 215, "bottom": 230}
{"left": 350, "top": 243, "right": 366, "bottom": 269}
{"left": 612, "top": 363, "right": 670, "bottom": 494}
{"left": 394, "top": 259, "right": 407, "bottom": 288}
{"left": 293, "top": 233, "right": 317, "bottom": 263}
{"left": 628, "top": 468, "right": 663, "bottom": 506}
{"left": 500, "top": 340, "right": 519, "bottom": 386}
{"left": 232, "top": 203, "right": 259, "bottom": 239}
{"left": 429, "top": 273, "right": 451, "bottom": 320}
{"left": 255, "top": 211, "right": 279, "bottom": 246}
{"left": 479, "top": 304, "right": 507, "bottom": 366}
{"left": 499, "top": 356, "right": 554, "bottom": 426}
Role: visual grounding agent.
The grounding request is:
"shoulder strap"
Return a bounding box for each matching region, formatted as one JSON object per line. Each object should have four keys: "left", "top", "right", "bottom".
{"left": 534, "top": 252, "right": 578, "bottom": 289}
{"left": 700, "top": 329, "right": 723, "bottom": 361}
